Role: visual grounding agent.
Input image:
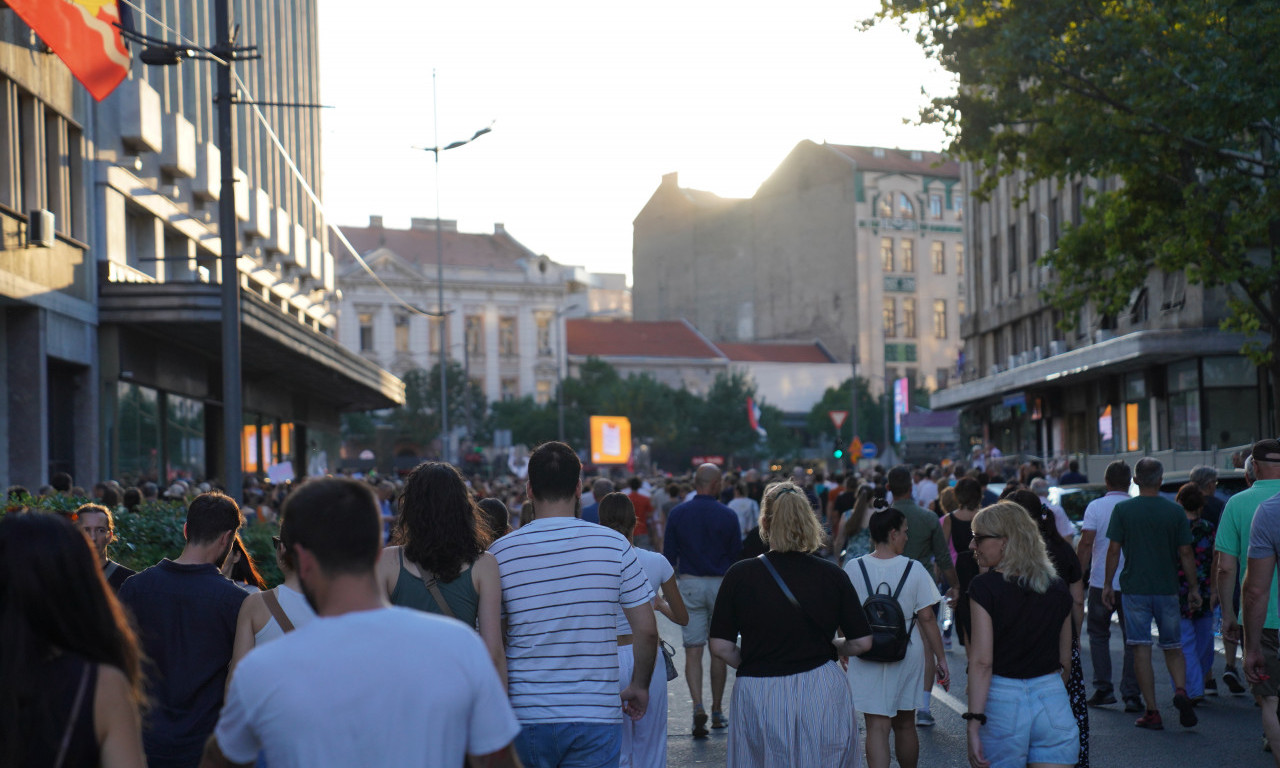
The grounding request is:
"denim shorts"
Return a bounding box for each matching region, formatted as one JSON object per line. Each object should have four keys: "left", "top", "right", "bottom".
{"left": 982, "top": 673, "right": 1079, "bottom": 768}
{"left": 1122, "top": 593, "right": 1182, "bottom": 649}
{"left": 515, "top": 722, "right": 621, "bottom": 768}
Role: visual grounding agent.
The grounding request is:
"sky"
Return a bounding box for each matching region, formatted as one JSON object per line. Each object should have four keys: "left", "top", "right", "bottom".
{"left": 316, "top": 0, "right": 955, "bottom": 280}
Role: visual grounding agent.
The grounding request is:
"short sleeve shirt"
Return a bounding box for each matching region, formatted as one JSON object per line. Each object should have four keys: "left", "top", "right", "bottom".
{"left": 970, "top": 571, "right": 1072, "bottom": 679}
{"left": 1218, "top": 480, "right": 1280, "bottom": 630}
{"left": 845, "top": 554, "right": 942, "bottom": 626}
{"left": 1081, "top": 492, "right": 1130, "bottom": 590}
{"left": 1106, "top": 495, "right": 1193, "bottom": 595}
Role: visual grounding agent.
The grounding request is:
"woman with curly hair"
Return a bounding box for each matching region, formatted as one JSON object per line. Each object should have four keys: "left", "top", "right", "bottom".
{"left": 375, "top": 461, "right": 505, "bottom": 687}
{"left": 966, "top": 501, "right": 1076, "bottom": 768}
{"left": 0, "top": 513, "right": 147, "bottom": 767}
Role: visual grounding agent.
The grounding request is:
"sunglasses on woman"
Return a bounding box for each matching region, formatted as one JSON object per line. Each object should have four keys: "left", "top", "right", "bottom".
{"left": 971, "top": 532, "right": 1001, "bottom": 543}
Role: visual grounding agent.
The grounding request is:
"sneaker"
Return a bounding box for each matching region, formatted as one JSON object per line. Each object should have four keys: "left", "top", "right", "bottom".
{"left": 711, "top": 711, "right": 728, "bottom": 729}
{"left": 1086, "top": 691, "right": 1118, "bottom": 707}
{"left": 693, "top": 710, "right": 709, "bottom": 738}
{"left": 1224, "top": 668, "right": 1247, "bottom": 694}
{"left": 1134, "top": 710, "right": 1164, "bottom": 730}
{"left": 1124, "top": 697, "right": 1145, "bottom": 713}
{"left": 1173, "top": 689, "right": 1198, "bottom": 727}
{"left": 1204, "top": 678, "right": 1219, "bottom": 696}
{"left": 916, "top": 710, "right": 936, "bottom": 727}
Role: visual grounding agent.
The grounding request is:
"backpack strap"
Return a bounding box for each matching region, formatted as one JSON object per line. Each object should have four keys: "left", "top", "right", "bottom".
{"left": 262, "top": 588, "right": 295, "bottom": 633}
{"left": 857, "top": 557, "right": 876, "bottom": 597}
{"left": 892, "top": 560, "right": 919, "bottom": 638}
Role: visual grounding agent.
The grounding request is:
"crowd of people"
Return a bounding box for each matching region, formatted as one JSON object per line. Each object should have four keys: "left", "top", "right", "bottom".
{"left": 6, "top": 437, "right": 1280, "bottom": 767}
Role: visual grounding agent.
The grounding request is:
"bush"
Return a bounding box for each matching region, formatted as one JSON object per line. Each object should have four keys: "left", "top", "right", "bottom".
{"left": 2, "top": 493, "right": 282, "bottom": 587}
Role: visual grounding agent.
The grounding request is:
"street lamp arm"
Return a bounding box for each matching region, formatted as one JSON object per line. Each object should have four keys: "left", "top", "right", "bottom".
{"left": 413, "top": 121, "right": 495, "bottom": 157}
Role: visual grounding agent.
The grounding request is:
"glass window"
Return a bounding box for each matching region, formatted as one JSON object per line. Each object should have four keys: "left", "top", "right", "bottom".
{"left": 498, "top": 317, "right": 517, "bottom": 357}
{"left": 1203, "top": 356, "right": 1255, "bottom": 388}
{"left": 956, "top": 242, "right": 965, "bottom": 276}
{"left": 884, "top": 299, "right": 896, "bottom": 338}
{"left": 1168, "top": 359, "right": 1199, "bottom": 392}
{"left": 933, "top": 299, "right": 947, "bottom": 339}
{"left": 1170, "top": 390, "right": 1202, "bottom": 450}
{"left": 394, "top": 313, "right": 410, "bottom": 353}
{"left": 429, "top": 316, "right": 447, "bottom": 355}
{"left": 535, "top": 379, "right": 552, "bottom": 405}
{"left": 901, "top": 240, "right": 915, "bottom": 272}
{"left": 501, "top": 377, "right": 518, "bottom": 401}
{"left": 931, "top": 241, "right": 944, "bottom": 274}
{"left": 903, "top": 298, "right": 916, "bottom": 338}
{"left": 117, "top": 382, "right": 160, "bottom": 484}
{"left": 535, "top": 313, "right": 553, "bottom": 356}
{"left": 166, "top": 394, "right": 205, "bottom": 482}
{"left": 1124, "top": 372, "right": 1147, "bottom": 401}
{"left": 958, "top": 298, "right": 966, "bottom": 318}
{"left": 936, "top": 367, "right": 950, "bottom": 389}
{"left": 1008, "top": 223, "right": 1019, "bottom": 274}
{"left": 358, "top": 312, "right": 374, "bottom": 351}
{"left": 881, "top": 237, "right": 894, "bottom": 272}
{"left": 954, "top": 196, "right": 964, "bottom": 220}
{"left": 878, "top": 194, "right": 893, "bottom": 218}
{"left": 929, "top": 194, "right": 943, "bottom": 219}
{"left": 897, "top": 193, "right": 914, "bottom": 218}
{"left": 1205, "top": 389, "right": 1260, "bottom": 447}
{"left": 465, "top": 315, "right": 484, "bottom": 356}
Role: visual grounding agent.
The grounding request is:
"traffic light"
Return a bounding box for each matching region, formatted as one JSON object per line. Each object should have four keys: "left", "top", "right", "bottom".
{"left": 832, "top": 440, "right": 844, "bottom": 459}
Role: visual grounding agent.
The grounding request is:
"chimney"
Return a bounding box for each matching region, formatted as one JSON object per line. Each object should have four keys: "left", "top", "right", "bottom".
{"left": 661, "top": 171, "right": 679, "bottom": 187}
{"left": 369, "top": 215, "right": 383, "bottom": 228}
{"left": 494, "top": 222, "right": 506, "bottom": 235}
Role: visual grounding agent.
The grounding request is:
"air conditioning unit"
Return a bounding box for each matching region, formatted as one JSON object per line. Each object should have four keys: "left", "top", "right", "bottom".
{"left": 27, "top": 209, "right": 55, "bottom": 248}
{"left": 1007, "top": 355, "right": 1018, "bottom": 370}
{"left": 988, "top": 365, "right": 1002, "bottom": 377}
{"left": 1031, "top": 345, "right": 1043, "bottom": 362}
{"left": 1049, "top": 340, "right": 1067, "bottom": 356}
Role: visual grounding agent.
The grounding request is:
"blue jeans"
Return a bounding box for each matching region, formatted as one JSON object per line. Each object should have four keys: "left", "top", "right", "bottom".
{"left": 515, "top": 722, "right": 621, "bottom": 768}
{"left": 981, "top": 673, "right": 1079, "bottom": 768}
{"left": 1122, "top": 593, "right": 1182, "bottom": 649}
{"left": 1170, "top": 615, "right": 1214, "bottom": 697}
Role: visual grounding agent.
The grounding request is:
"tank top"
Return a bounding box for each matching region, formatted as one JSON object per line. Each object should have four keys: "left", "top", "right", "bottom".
{"left": 18, "top": 653, "right": 99, "bottom": 768}
{"left": 254, "top": 584, "right": 317, "bottom": 644}
{"left": 389, "top": 549, "right": 481, "bottom": 628}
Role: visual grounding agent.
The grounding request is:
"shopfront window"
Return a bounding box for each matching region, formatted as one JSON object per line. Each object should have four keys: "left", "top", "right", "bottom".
{"left": 118, "top": 382, "right": 160, "bottom": 484}
{"left": 166, "top": 394, "right": 205, "bottom": 482}
{"left": 1203, "top": 356, "right": 1260, "bottom": 447}
{"left": 1122, "top": 373, "right": 1149, "bottom": 452}
{"left": 1168, "top": 359, "right": 1202, "bottom": 450}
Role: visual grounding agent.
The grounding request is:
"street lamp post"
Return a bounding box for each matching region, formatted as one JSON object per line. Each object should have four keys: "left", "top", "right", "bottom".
{"left": 415, "top": 71, "right": 491, "bottom": 465}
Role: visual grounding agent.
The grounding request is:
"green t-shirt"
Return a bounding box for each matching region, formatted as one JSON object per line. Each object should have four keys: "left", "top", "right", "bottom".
{"left": 1106, "top": 495, "right": 1193, "bottom": 595}
{"left": 1215, "top": 478, "right": 1280, "bottom": 630}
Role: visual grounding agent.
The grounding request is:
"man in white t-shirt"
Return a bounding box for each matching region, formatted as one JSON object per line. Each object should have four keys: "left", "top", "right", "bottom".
{"left": 1075, "top": 460, "right": 1141, "bottom": 711}
{"left": 490, "top": 441, "right": 658, "bottom": 768}
{"left": 201, "top": 478, "right": 520, "bottom": 768}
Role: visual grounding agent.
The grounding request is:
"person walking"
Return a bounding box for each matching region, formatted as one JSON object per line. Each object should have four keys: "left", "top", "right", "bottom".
{"left": 1076, "top": 460, "right": 1142, "bottom": 711}
{"left": 0, "top": 513, "right": 147, "bottom": 768}
{"left": 73, "top": 502, "right": 136, "bottom": 591}
{"left": 490, "top": 441, "right": 658, "bottom": 768}
{"left": 119, "top": 491, "right": 248, "bottom": 768}
{"left": 709, "top": 481, "right": 872, "bottom": 768}
{"left": 228, "top": 532, "right": 317, "bottom": 674}
{"left": 846, "top": 507, "right": 948, "bottom": 768}
{"left": 940, "top": 477, "right": 983, "bottom": 646}
{"left": 202, "top": 478, "right": 520, "bottom": 767}
{"left": 966, "top": 501, "right": 1078, "bottom": 768}
{"left": 1169, "top": 483, "right": 1216, "bottom": 704}
{"left": 1102, "top": 458, "right": 1202, "bottom": 730}
{"left": 599, "top": 492, "right": 689, "bottom": 768}
{"left": 664, "top": 463, "right": 742, "bottom": 736}
{"left": 375, "top": 461, "right": 505, "bottom": 685}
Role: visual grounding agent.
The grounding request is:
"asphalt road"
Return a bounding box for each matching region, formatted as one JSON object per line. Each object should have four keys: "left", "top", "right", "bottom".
{"left": 657, "top": 614, "right": 1274, "bottom": 767}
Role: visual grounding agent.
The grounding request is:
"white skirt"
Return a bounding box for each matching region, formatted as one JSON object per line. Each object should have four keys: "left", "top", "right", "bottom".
{"left": 728, "top": 661, "right": 861, "bottom": 768}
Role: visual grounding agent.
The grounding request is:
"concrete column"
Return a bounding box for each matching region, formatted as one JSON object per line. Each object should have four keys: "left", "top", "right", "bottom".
{"left": 6, "top": 307, "right": 48, "bottom": 487}
{"left": 484, "top": 304, "right": 499, "bottom": 402}
{"left": 517, "top": 306, "right": 536, "bottom": 396}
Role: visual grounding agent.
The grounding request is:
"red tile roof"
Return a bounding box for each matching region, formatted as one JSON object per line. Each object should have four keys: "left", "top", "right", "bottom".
{"left": 824, "top": 144, "right": 960, "bottom": 177}
{"left": 716, "top": 342, "right": 835, "bottom": 363}
{"left": 333, "top": 223, "right": 537, "bottom": 270}
{"left": 567, "top": 319, "right": 722, "bottom": 359}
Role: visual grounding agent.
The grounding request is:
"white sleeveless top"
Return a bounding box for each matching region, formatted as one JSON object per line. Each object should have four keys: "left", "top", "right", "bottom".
{"left": 253, "top": 583, "right": 317, "bottom": 645}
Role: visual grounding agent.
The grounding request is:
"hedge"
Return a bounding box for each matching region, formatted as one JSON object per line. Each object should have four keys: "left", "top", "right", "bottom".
{"left": 3, "top": 493, "right": 283, "bottom": 587}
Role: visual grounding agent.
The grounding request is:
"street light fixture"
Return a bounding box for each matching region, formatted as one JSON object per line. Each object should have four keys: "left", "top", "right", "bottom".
{"left": 414, "top": 71, "right": 492, "bottom": 466}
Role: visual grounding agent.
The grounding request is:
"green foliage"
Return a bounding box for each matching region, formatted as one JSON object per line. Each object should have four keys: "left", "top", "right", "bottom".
{"left": 490, "top": 396, "right": 560, "bottom": 447}
{"left": 2, "top": 494, "right": 282, "bottom": 588}
{"left": 806, "top": 377, "right": 888, "bottom": 446}
{"left": 874, "top": 0, "right": 1280, "bottom": 428}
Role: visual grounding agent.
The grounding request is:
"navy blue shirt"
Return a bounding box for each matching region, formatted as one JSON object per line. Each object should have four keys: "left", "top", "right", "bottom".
{"left": 118, "top": 559, "right": 248, "bottom": 768}
{"left": 580, "top": 502, "right": 600, "bottom": 524}
{"left": 664, "top": 494, "right": 742, "bottom": 576}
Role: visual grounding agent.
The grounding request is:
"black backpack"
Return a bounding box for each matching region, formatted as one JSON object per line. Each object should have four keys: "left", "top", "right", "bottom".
{"left": 855, "top": 557, "right": 917, "bottom": 663}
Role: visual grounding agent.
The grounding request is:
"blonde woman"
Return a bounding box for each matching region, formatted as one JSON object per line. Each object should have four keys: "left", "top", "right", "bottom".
{"left": 709, "top": 482, "right": 872, "bottom": 768}
{"left": 966, "top": 502, "right": 1077, "bottom": 768}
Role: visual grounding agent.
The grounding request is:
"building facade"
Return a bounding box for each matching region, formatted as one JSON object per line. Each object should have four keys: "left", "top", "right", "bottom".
{"left": 633, "top": 141, "right": 966, "bottom": 397}
{"left": 336, "top": 217, "right": 574, "bottom": 406}
{"left": 0, "top": 2, "right": 402, "bottom": 490}
{"left": 934, "top": 169, "right": 1274, "bottom": 456}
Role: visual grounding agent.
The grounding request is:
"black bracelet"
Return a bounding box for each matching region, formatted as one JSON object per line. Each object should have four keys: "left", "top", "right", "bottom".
{"left": 962, "top": 712, "right": 987, "bottom": 725}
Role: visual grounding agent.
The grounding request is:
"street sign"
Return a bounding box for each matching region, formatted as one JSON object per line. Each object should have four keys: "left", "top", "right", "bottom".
{"left": 828, "top": 410, "right": 848, "bottom": 430}
{"left": 849, "top": 436, "right": 863, "bottom": 461}
{"left": 862, "top": 441, "right": 878, "bottom": 459}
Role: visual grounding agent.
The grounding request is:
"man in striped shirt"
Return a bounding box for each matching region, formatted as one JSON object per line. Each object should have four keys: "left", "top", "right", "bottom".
{"left": 491, "top": 441, "right": 659, "bottom": 768}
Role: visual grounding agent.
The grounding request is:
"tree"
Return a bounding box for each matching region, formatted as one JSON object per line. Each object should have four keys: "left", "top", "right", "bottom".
{"left": 874, "top": 0, "right": 1280, "bottom": 431}
{"left": 490, "top": 396, "right": 558, "bottom": 447}
{"left": 806, "top": 378, "right": 887, "bottom": 448}
{"left": 690, "top": 371, "right": 767, "bottom": 462}
{"left": 387, "top": 362, "right": 490, "bottom": 448}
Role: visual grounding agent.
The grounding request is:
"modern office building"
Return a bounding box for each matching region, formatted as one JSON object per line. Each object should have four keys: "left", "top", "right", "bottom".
{"left": 933, "top": 170, "right": 1274, "bottom": 456}
{"left": 633, "top": 141, "right": 966, "bottom": 397}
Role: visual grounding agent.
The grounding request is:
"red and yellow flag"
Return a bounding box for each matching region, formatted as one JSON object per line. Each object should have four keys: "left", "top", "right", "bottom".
{"left": 8, "top": 0, "right": 130, "bottom": 101}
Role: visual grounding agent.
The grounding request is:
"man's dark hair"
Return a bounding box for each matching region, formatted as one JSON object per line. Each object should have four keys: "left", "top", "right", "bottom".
{"left": 122, "top": 487, "right": 141, "bottom": 511}
{"left": 527, "top": 441, "right": 581, "bottom": 503}
{"left": 184, "top": 491, "right": 244, "bottom": 545}
{"left": 886, "top": 465, "right": 913, "bottom": 497}
{"left": 1068, "top": 460, "right": 1080, "bottom": 472}
{"left": 50, "top": 472, "right": 72, "bottom": 493}
{"left": 1134, "top": 457, "right": 1164, "bottom": 489}
{"left": 140, "top": 482, "right": 158, "bottom": 499}
{"left": 281, "top": 477, "right": 381, "bottom": 576}
{"left": 868, "top": 507, "right": 906, "bottom": 544}
{"left": 477, "top": 497, "right": 510, "bottom": 540}
{"left": 628, "top": 477, "right": 642, "bottom": 491}
{"left": 954, "top": 477, "right": 983, "bottom": 508}
{"left": 1104, "top": 460, "right": 1131, "bottom": 490}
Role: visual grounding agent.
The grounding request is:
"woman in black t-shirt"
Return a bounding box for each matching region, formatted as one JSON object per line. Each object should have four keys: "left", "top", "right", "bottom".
{"left": 710, "top": 482, "right": 872, "bottom": 768}
{"left": 965, "top": 501, "right": 1077, "bottom": 768}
